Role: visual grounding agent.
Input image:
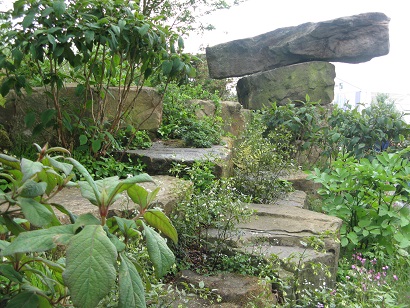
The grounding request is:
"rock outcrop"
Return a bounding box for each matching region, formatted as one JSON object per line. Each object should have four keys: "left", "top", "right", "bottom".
{"left": 206, "top": 12, "right": 390, "bottom": 79}
{"left": 237, "top": 61, "right": 336, "bottom": 109}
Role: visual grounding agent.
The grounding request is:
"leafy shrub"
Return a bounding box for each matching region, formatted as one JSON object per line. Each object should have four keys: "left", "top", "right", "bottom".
{"left": 171, "top": 177, "right": 253, "bottom": 271}
{"left": 263, "top": 97, "right": 327, "bottom": 167}
{"left": 158, "top": 83, "right": 224, "bottom": 147}
{"left": 308, "top": 150, "right": 410, "bottom": 255}
{"left": 0, "top": 144, "right": 177, "bottom": 307}
{"left": 233, "top": 112, "right": 295, "bottom": 204}
{"left": 263, "top": 95, "right": 410, "bottom": 169}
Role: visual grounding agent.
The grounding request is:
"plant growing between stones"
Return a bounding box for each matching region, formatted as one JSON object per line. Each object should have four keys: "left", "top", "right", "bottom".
{"left": 0, "top": 144, "right": 177, "bottom": 307}
{"left": 233, "top": 111, "right": 295, "bottom": 203}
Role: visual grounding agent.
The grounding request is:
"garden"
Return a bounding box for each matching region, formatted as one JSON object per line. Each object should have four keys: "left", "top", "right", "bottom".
{"left": 1, "top": 0, "right": 410, "bottom": 307}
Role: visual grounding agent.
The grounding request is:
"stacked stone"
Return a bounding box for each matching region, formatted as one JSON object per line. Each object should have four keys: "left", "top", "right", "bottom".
{"left": 206, "top": 12, "right": 390, "bottom": 109}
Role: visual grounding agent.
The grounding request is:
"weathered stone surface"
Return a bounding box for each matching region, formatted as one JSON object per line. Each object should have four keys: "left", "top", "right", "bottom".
{"left": 282, "top": 170, "right": 321, "bottom": 194}
{"left": 0, "top": 86, "right": 162, "bottom": 145}
{"left": 123, "top": 138, "right": 233, "bottom": 177}
{"left": 188, "top": 100, "right": 251, "bottom": 137}
{"left": 275, "top": 190, "right": 307, "bottom": 209}
{"left": 206, "top": 12, "right": 390, "bottom": 79}
{"left": 175, "top": 270, "right": 275, "bottom": 307}
{"left": 236, "top": 61, "right": 335, "bottom": 109}
{"left": 207, "top": 199, "right": 342, "bottom": 288}
{"left": 49, "top": 175, "right": 189, "bottom": 223}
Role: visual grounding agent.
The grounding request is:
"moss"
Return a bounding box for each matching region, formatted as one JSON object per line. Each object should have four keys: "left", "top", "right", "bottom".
{"left": 0, "top": 129, "right": 12, "bottom": 150}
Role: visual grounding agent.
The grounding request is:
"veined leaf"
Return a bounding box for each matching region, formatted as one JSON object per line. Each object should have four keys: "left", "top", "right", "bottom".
{"left": 5, "top": 291, "right": 40, "bottom": 308}
{"left": 1, "top": 225, "right": 74, "bottom": 256}
{"left": 17, "top": 197, "right": 54, "bottom": 227}
{"left": 118, "top": 253, "right": 146, "bottom": 308}
{"left": 0, "top": 264, "right": 23, "bottom": 283}
{"left": 63, "top": 225, "right": 117, "bottom": 308}
{"left": 107, "top": 173, "right": 153, "bottom": 206}
{"left": 18, "top": 179, "right": 47, "bottom": 198}
{"left": 21, "top": 158, "right": 44, "bottom": 183}
{"left": 66, "top": 158, "right": 100, "bottom": 204}
{"left": 142, "top": 222, "right": 175, "bottom": 278}
{"left": 144, "top": 209, "right": 177, "bottom": 244}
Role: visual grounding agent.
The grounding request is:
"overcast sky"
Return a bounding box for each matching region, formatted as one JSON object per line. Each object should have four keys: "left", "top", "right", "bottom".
{"left": 2, "top": 0, "right": 408, "bottom": 94}
{"left": 185, "top": 0, "right": 409, "bottom": 94}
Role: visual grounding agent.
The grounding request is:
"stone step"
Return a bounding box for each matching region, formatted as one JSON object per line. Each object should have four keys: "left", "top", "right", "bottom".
{"left": 121, "top": 138, "right": 233, "bottom": 177}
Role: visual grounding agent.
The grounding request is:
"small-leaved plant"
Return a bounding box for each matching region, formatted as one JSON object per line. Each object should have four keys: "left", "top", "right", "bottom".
{"left": 0, "top": 144, "right": 177, "bottom": 307}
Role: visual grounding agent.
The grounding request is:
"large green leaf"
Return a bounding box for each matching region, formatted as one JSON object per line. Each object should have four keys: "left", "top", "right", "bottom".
{"left": 142, "top": 222, "right": 175, "bottom": 278}
{"left": 0, "top": 264, "right": 23, "bottom": 283}
{"left": 18, "top": 179, "right": 47, "bottom": 198}
{"left": 107, "top": 173, "right": 154, "bottom": 205}
{"left": 5, "top": 290, "right": 40, "bottom": 308}
{"left": 143, "top": 209, "right": 178, "bottom": 244}
{"left": 118, "top": 253, "right": 146, "bottom": 308}
{"left": 1, "top": 225, "right": 73, "bottom": 256}
{"left": 20, "top": 158, "right": 44, "bottom": 183}
{"left": 63, "top": 225, "right": 117, "bottom": 308}
{"left": 47, "top": 156, "right": 73, "bottom": 176}
{"left": 66, "top": 157, "right": 100, "bottom": 203}
{"left": 0, "top": 153, "right": 20, "bottom": 170}
{"left": 17, "top": 197, "right": 54, "bottom": 227}
{"left": 127, "top": 184, "right": 158, "bottom": 210}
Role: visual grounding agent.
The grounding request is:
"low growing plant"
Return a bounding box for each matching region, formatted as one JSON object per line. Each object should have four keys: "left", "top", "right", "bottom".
{"left": 0, "top": 144, "right": 177, "bottom": 307}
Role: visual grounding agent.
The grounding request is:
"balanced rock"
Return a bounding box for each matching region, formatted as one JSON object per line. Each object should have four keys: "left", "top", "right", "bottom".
{"left": 206, "top": 12, "right": 390, "bottom": 79}
{"left": 237, "top": 61, "right": 335, "bottom": 109}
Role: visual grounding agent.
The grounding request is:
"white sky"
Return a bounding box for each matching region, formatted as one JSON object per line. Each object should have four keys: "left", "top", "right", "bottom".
{"left": 185, "top": 0, "right": 409, "bottom": 95}
{"left": 1, "top": 0, "right": 408, "bottom": 94}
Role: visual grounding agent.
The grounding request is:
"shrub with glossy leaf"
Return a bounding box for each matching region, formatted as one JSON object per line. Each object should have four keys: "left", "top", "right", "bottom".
{"left": 0, "top": 144, "right": 177, "bottom": 307}
{"left": 308, "top": 149, "right": 410, "bottom": 255}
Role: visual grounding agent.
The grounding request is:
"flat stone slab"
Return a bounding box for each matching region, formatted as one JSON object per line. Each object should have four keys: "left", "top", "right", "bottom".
{"left": 206, "top": 12, "right": 390, "bottom": 79}
{"left": 275, "top": 190, "right": 307, "bottom": 208}
{"left": 124, "top": 139, "right": 233, "bottom": 177}
{"left": 50, "top": 175, "right": 188, "bottom": 223}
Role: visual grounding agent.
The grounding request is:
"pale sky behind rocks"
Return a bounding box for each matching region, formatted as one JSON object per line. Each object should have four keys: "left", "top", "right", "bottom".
{"left": 184, "top": 0, "right": 409, "bottom": 95}
{"left": 2, "top": 0, "right": 408, "bottom": 94}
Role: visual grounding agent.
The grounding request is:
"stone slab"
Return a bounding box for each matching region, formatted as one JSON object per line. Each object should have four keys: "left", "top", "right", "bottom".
{"left": 206, "top": 12, "right": 390, "bottom": 79}
{"left": 123, "top": 139, "right": 233, "bottom": 177}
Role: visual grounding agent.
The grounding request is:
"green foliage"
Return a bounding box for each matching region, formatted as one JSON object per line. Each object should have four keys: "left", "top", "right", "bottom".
{"left": 72, "top": 152, "right": 145, "bottom": 180}
{"left": 159, "top": 83, "right": 224, "bottom": 147}
{"left": 264, "top": 97, "right": 327, "bottom": 167}
{"left": 263, "top": 95, "right": 410, "bottom": 169}
{"left": 170, "top": 160, "right": 216, "bottom": 192}
{"left": 233, "top": 112, "right": 295, "bottom": 203}
{"left": 0, "top": 0, "right": 193, "bottom": 153}
{"left": 0, "top": 144, "right": 177, "bottom": 307}
{"left": 171, "top": 176, "right": 253, "bottom": 271}
{"left": 308, "top": 150, "right": 410, "bottom": 255}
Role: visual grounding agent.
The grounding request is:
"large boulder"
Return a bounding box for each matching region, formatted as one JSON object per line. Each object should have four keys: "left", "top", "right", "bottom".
{"left": 237, "top": 61, "right": 335, "bottom": 109}
{"left": 206, "top": 12, "right": 390, "bottom": 79}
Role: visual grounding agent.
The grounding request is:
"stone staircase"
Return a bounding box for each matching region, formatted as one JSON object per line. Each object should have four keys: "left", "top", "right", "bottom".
{"left": 51, "top": 142, "right": 342, "bottom": 307}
